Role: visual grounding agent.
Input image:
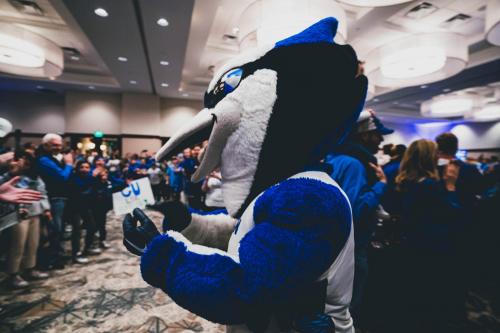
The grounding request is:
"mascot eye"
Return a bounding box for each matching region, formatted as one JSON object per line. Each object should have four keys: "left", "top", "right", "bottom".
{"left": 204, "top": 68, "right": 243, "bottom": 109}
{"left": 221, "top": 68, "right": 243, "bottom": 94}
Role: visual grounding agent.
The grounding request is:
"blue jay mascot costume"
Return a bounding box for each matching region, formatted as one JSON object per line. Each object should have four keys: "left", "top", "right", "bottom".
{"left": 123, "top": 17, "right": 368, "bottom": 333}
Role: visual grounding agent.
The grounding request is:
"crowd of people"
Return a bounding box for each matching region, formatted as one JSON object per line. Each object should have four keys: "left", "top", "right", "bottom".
{"left": 0, "top": 115, "right": 499, "bottom": 332}
{"left": 0, "top": 134, "right": 225, "bottom": 289}
{"left": 325, "top": 111, "right": 500, "bottom": 332}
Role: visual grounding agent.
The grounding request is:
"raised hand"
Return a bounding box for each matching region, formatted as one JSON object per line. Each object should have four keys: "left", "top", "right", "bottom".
{"left": 0, "top": 176, "right": 42, "bottom": 204}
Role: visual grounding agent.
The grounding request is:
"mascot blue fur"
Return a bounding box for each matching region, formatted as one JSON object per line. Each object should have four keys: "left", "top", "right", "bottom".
{"left": 123, "top": 17, "right": 368, "bottom": 333}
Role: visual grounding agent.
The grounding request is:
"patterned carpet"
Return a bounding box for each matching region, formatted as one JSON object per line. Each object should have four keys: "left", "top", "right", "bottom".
{"left": 0, "top": 210, "right": 224, "bottom": 333}
{"left": 1, "top": 210, "right": 499, "bottom": 332}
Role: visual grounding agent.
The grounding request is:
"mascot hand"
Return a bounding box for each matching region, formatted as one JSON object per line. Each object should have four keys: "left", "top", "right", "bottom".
{"left": 148, "top": 201, "right": 191, "bottom": 232}
{"left": 123, "top": 208, "right": 160, "bottom": 256}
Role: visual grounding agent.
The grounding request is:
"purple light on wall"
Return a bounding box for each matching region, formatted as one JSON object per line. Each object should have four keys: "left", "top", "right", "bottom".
{"left": 414, "top": 121, "right": 453, "bottom": 140}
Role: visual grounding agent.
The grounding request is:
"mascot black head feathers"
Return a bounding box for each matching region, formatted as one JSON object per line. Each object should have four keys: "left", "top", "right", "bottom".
{"left": 156, "top": 17, "right": 368, "bottom": 217}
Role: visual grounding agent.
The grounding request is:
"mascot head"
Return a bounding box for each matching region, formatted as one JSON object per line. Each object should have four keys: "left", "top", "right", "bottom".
{"left": 156, "top": 17, "right": 368, "bottom": 217}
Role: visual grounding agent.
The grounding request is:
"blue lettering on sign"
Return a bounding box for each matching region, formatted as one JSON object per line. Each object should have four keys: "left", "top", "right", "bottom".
{"left": 121, "top": 182, "right": 141, "bottom": 198}
{"left": 131, "top": 182, "right": 141, "bottom": 196}
{"left": 121, "top": 187, "right": 131, "bottom": 197}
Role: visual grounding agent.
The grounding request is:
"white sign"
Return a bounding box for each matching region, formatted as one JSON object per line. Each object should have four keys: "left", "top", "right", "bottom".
{"left": 112, "top": 177, "right": 155, "bottom": 215}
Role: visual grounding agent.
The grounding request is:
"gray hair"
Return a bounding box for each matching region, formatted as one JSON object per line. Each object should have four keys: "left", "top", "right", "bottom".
{"left": 42, "top": 133, "right": 62, "bottom": 144}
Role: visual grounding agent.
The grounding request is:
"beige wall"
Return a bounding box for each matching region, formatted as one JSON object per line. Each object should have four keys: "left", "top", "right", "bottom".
{"left": 122, "top": 137, "right": 162, "bottom": 156}
{"left": 0, "top": 91, "right": 204, "bottom": 139}
{"left": 0, "top": 91, "right": 65, "bottom": 134}
{"left": 121, "top": 93, "right": 161, "bottom": 135}
{"left": 65, "top": 91, "right": 122, "bottom": 134}
{"left": 160, "top": 98, "right": 202, "bottom": 137}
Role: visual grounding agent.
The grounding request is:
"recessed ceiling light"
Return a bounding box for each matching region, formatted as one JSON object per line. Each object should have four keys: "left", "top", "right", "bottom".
{"left": 161, "top": 82, "right": 169, "bottom": 87}
{"left": 160, "top": 60, "right": 169, "bottom": 66}
{"left": 94, "top": 8, "right": 108, "bottom": 17}
{"left": 36, "top": 85, "right": 43, "bottom": 89}
{"left": 88, "top": 85, "right": 95, "bottom": 90}
{"left": 373, "top": 98, "right": 379, "bottom": 102}
{"left": 129, "top": 80, "right": 137, "bottom": 84}
{"left": 49, "top": 76, "right": 56, "bottom": 80}
{"left": 157, "top": 18, "right": 169, "bottom": 27}
{"left": 178, "top": 88, "right": 183, "bottom": 92}
{"left": 420, "top": 85, "right": 428, "bottom": 89}
{"left": 182, "top": 93, "right": 189, "bottom": 97}
{"left": 117, "top": 56, "right": 128, "bottom": 62}
{"left": 381, "top": 47, "right": 446, "bottom": 80}
{"left": 71, "top": 55, "right": 80, "bottom": 61}
{"left": 393, "top": 101, "right": 399, "bottom": 105}
{"left": 443, "top": 88, "right": 451, "bottom": 92}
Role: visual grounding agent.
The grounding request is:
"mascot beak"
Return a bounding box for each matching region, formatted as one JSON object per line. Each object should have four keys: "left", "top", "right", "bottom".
{"left": 156, "top": 99, "right": 242, "bottom": 182}
{"left": 156, "top": 108, "right": 215, "bottom": 162}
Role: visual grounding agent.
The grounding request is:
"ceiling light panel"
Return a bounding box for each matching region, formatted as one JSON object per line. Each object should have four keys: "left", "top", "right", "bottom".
{"left": 421, "top": 93, "right": 478, "bottom": 118}
{"left": 365, "top": 32, "right": 468, "bottom": 88}
{"left": 0, "top": 23, "right": 63, "bottom": 78}
{"left": 257, "top": 0, "right": 347, "bottom": 47}
{"left": 472, "top": 103, "right": 500, "bottom": 121}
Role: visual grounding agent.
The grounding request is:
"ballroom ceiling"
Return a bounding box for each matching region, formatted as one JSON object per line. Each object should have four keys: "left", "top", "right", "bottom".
{"left": 0, "top": 0, "right": 499, "bottom": 119}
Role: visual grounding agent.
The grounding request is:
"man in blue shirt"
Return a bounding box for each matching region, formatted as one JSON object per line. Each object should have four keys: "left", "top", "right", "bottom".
{"left": 37, "top": 133, "right": 73, "bottom": 269}
{"left": 325, "top": 109, "right": 393, "bottom": 319}
{"left": 435, "top": 132, "right": 484, "bottom": 206}
{"left": 180, "top": 148, "right": 203, "bottom": 209}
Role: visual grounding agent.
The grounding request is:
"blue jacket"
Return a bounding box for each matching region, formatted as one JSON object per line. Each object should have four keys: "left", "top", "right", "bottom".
{"left": 166, "top": 166, "right": 183, "bottom": 192}
{"left": 382, "top": 160, "right": 402, "bottom": 214}
{"left": 38, "top": 155, "right": 73, "bottom": 198}
{"left": 325, "top": 152, "right": 386, "bottom": 248}
{"left": 69, "top": 172, "right": 95, "bottom": 210}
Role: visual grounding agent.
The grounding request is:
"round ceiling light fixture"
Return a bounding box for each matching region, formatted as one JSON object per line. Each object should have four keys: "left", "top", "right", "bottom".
{"left": 472, "top": 103, "right": 500, "bottom": 121}
{"left": 157, "top": 18, "right": 169, "bottom": 27}
{"left": 485, "top": 0, "right": 500, "bottom": 46}
{"left": 380, "top": 46, "right": 446, "bottom": 79}
{"left": 0, "top": 23, "right": 63, "bottom": 78}
{"left": 337, "top": 0, "right": 413, "bottom": 6}
{"left": 94, "top": 8, "right": 109, "bottom": 18}
{"left": 421, "top": 93, "right": 477, "bottom": 118}
{"left": 365, "top": 33, "right": 468, "bottom": 88}
{"left": 255, "top": 0, "right": 347, "bottom": 47}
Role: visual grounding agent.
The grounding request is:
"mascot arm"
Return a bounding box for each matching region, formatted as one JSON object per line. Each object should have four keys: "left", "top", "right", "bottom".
{"left": 182, "top": 213, "right": 237, "bottom": 250}
{"left": 141, "top": 225, "right": 334, "bottom": 325}
{"left": 140, "top": 178, "right": 351, "bottom": 326}
{"left": 154, "top": 201, "right": 236, "bottom": 249}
